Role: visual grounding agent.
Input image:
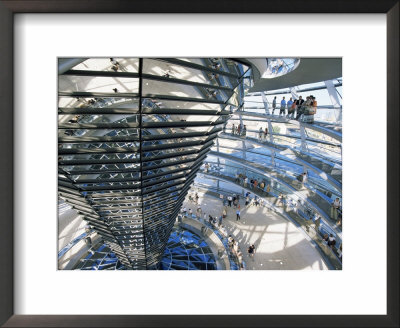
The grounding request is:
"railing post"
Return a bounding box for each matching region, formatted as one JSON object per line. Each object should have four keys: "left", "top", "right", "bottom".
{"left": 300, "top": 124, "right": 307, "bottom": 152}
{"left": 271, "top": 150, "right": 275, "bottom": 167}
{"left": 290, "top": 86, "right": 299, "bottom": 100}
{"left": 324, "top": 80, "right": 342, "bottom": 123}
{"left": 261, "top": 92, "right": 270, "bottom": 115}
{"left": 267, "top": 118, "right": 274, "bottom": 144}
{"left": 266, "top": 118, "right": 275, "bottom": 167}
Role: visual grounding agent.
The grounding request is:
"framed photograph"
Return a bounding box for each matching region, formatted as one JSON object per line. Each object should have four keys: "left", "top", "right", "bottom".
{"left": 1, "top": 1, "right": 398, "bottom": 327}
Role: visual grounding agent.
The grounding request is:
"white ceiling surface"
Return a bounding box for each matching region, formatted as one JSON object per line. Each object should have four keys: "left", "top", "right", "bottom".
{"left": 59, "top": 58, "right": 342, "bottom": 95}
{"left": 247, "top": 58, "right": 342, "bottom": 92}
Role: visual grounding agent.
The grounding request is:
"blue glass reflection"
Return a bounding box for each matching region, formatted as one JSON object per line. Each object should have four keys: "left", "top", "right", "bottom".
{"left": 159, "top": 228, "right": 217, "bottom": 270}
{"left": 75, "top": 227, "right": 217, "bottom": 270}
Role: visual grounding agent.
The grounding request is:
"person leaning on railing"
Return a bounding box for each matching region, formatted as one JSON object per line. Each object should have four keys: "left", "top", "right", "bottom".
{"left": 306, "top": 96, "right": 317, "bottom": 123}
{"left": 253, "top": 179, "right": 258, "bottom": 189}
{"left": 266, "top": 184, "right": 271, "bottom": 196}
{"left": 295, "top": 96, "right": 305, "bottom": 120}
{"left": 233, "top": 241, "right": 239, "bottom": 253}
{"left": 337, "top": 211, "right": 342, "bottom": 227}
{"left": 228, "top": 235, "right": 234, "bottom": 248}
{"left": 288, "top": 98, "right": 297, "bottom": 119}
{"left": 276, "top": 193, "right": 284, "bottom": 206}
{"left": 249, "top": 178, "right": 254, "bottom": 189}
{"left": 337, "top": 244, "right": 342, "bottom": 260}
{"left": 330, "top": 197, "right": 341, "bottom": 223}
{"left": 313, "top": 215, "right": 321, "bottom": 232}
{"left": 300, "top": 95, "right": 318, "bottom": 123}
{"left": 311, "top": 96, "right": 317, "bottom": 114}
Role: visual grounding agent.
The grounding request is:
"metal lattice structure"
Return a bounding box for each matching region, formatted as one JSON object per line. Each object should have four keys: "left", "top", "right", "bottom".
{"left": 58, "top": 58, "right": 251, "bottom": 269}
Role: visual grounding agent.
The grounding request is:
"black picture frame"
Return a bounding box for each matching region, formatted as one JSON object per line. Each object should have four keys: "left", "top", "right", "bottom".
{"left": 0, "top": 1, "right": 398, "bottom": 327}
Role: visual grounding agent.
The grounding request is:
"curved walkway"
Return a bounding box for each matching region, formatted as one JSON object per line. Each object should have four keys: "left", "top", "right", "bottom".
{"left": 182, "top": 192, "right": 329, "bottom": 270}
{"left": 220, "top": 133, "right": 342, "bottom": 189}
{"left": 208, "top": 151, "right": 342, "bottom": 236}
{"left": 198, "top": 171, "right": 342, "bottom": 263}
{"left": 233, "top": 111, "right": 342, "bottom": 142}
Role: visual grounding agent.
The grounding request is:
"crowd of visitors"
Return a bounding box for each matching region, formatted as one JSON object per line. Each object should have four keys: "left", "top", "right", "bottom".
{"left": 271, "top": 95, "right": 318, "bottom": 123}
{"left": 231, "top": 123, "right": 247, "bottom": 137}
{"left": 233, "top": 172, "right": 273, "bottom": 196}
{"left": 223, "top": 193, "right": 242, "bottom": 209}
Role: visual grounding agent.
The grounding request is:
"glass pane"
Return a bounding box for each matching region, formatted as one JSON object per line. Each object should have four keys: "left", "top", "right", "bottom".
{"left": 71, "top": 58, "right": 139, "bottom": 73}
{"left": 142, "top": 78, "right": 231, "bottom": 102}
{"left": 59, "top": 75, "right": 139, "bottom": 94}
